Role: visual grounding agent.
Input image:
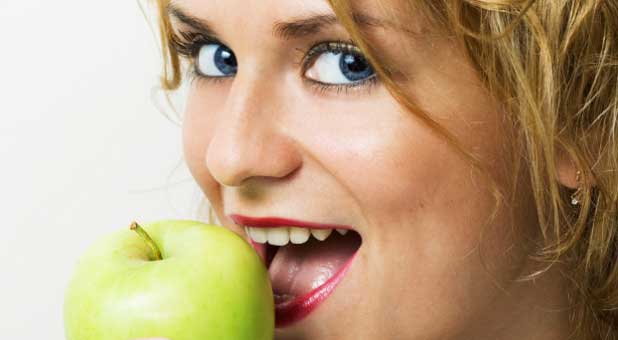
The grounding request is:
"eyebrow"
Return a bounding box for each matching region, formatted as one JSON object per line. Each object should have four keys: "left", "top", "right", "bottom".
{"left": 167, "top": 4, "right": 391, "bottom": 41}
{"left": 273, "top": 13, "right": 387, "bottom": 40}
{"left": 167, "top": 4, "right": 216, "bottom": 36}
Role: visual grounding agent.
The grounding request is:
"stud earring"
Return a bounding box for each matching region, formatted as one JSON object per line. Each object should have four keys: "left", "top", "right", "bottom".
{"left": 571, "top": 170, "right": 583, "bottom": 206}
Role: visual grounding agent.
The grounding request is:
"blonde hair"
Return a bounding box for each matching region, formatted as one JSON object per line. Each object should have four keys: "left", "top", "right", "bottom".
{"left": 153, "top": 0, "right": 618, "bottom": 338}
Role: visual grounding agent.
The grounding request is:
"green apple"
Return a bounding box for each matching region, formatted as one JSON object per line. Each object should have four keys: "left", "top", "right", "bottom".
{"left": 64, "top": 220, "right": 274, "bottom": 340}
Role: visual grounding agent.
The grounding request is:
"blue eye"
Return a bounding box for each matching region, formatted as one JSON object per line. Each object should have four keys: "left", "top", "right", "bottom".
{"left": 197, "top": 44, "right": 237, "bottom": 77}
{"left": 304, "top": 45, "right": 375, "bottom": 85}
{"left": 340, "top": 53, "right": 374, "bottom": 81}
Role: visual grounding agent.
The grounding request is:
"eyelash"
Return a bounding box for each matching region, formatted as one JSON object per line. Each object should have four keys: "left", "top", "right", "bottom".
{"left": 169, "top": 31, "right": 225, "bottom": 85}
{"left": 299, "top": 41, "right": 379, "bottom": 96}
{"left": 169, "top": 30, "right": 379, "bottom": 95}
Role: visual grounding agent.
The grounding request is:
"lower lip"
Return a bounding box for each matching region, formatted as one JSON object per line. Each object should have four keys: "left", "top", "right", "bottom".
{"left": 274, "top": 251, "right": 358, "bottom": 328}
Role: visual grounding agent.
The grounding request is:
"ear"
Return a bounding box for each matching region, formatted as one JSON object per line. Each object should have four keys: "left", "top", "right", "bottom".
{"left": 556, "top": 153, "right": 579, "bottom": 189}
{"left": 555, "top": 148, "right": 596, "bottom": 189}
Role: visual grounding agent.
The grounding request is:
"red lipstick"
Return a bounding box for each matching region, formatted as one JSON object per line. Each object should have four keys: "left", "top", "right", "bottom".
{"left": 229, "top": 214, "right": 352, "bottom": 230}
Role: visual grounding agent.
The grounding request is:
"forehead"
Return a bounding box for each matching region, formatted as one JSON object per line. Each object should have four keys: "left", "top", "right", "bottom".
{"left": 167, "top": 0, "right": 429, "bottom": 46}
{"left": 167, "top": 0, "right": 418, "bottom": 30}
{"left": 170, "top": 0, "right": 333, "bottom": 25}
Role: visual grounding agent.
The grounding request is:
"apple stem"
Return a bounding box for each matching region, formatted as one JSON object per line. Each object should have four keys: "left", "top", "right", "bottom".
{"left": 130, "top": 221, "right": 163, "bottom": 261}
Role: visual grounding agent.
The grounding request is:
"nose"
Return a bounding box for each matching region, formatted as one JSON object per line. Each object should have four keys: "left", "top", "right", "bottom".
{"left": 205, "top": 72, "right": 302, "bottom": 187}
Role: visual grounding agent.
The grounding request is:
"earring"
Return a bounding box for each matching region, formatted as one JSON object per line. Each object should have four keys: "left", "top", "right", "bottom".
{"left": 571, "top": 170, "right": 583, "bottom": 206}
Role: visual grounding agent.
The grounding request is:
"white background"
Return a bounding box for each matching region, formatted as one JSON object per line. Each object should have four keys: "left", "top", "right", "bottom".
{"left": 0, "top": 0, "right": 206, "bottom": 338}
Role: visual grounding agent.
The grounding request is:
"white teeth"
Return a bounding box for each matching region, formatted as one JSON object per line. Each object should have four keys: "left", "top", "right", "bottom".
{"left": 248, "top": 227, "right": 267, "bottom": 244}
{"left": 311, "top": 228, "right": 332, "bottom": 241}
{"left": 267, "top": 227, "right": 290, "bottom": 246}
{"left": 289, "top": 227, "right": 310, "bottom": 244}
{"left": 246, "top": 226, "right": 342, "bottom": 245}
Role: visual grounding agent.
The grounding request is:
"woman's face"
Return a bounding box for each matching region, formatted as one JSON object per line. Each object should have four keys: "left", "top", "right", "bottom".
{"left": 176, "top": 0, "right": 564, "bottom": 338}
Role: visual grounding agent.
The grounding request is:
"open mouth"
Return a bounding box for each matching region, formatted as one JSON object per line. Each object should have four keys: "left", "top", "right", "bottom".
{"left": 230, "top": 215, "right": 362, "bottom": 328}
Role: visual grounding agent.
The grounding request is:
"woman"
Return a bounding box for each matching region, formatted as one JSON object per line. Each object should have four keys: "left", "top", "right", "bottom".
{"left": 144, "top": 0, "right": 618, "bottom": 338}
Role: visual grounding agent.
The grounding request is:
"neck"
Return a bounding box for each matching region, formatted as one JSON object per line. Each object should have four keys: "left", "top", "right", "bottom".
{"left": 465, "top": 260, "right": 572, "bottom": 340}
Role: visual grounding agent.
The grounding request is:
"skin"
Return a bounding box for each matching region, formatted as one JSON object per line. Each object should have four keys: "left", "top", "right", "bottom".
{"left": 147, "top": 0, "right": 579, "bottom": 339}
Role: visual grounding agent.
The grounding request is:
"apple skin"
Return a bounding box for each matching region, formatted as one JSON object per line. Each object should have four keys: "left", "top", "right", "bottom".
{"left": 64, "top": 220, "right": 274, "bottom": 340}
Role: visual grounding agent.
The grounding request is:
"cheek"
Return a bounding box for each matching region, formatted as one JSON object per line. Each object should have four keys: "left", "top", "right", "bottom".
{"left": 323, "top": 112, "right": 458, "bottom": 229}
{"left": 181, "top": 88, "right": 221, "bottom": 197}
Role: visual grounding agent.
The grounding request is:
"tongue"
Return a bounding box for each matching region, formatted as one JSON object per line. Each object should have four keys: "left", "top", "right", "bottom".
{"left": 268, "top": 232, "right": 360, "bottom": 303}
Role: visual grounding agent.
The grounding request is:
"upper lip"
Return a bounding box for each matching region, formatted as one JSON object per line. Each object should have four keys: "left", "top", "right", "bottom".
{"left": 229, "top": 214, "right": 354, "bottom": 230}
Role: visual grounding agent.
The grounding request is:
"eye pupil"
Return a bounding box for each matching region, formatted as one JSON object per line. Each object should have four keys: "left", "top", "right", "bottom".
{"left": 343, "top": 54, "right": 364, "bottom": 72}
{"left": 340, "top": 53, "right": 373, "bottom": 81}
{"left": 214, "top": 46, "right": 237, "bottom": 74}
